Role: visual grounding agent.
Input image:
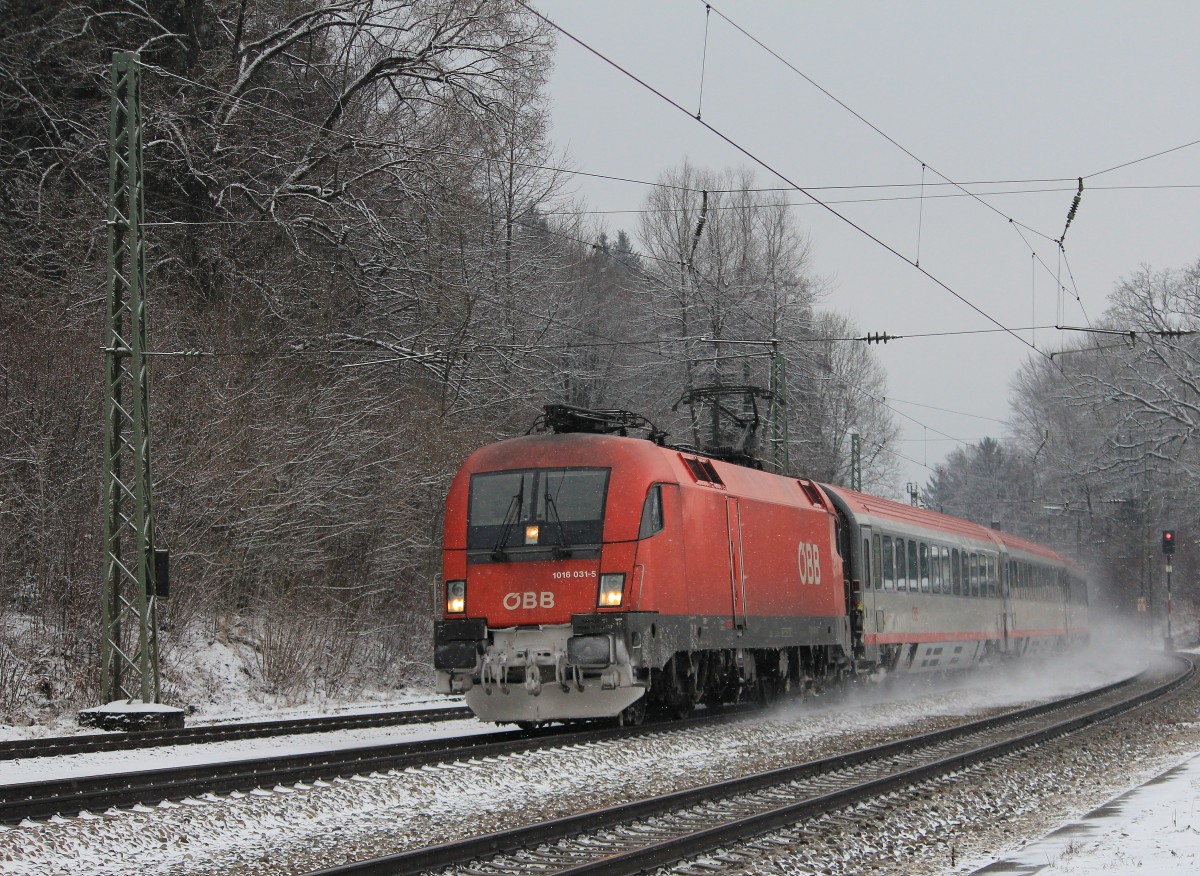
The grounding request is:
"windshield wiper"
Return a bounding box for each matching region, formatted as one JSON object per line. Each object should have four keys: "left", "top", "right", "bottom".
{"left": 543, "top": 489, "right": 573, "bottom": 559}
{"left": 491, "top": 479, "right": 524, "bottom": 562}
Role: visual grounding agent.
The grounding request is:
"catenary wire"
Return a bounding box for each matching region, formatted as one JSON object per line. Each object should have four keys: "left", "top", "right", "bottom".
{"left": 140, "top": 31, "right": 1088, "bottom": 460}
{"left": 519, "top": 1, "right": 1053, "bottom": 363}
{"left": 1085, "top": 137, "right": 1200, "bottom": 179}
{"left": 695, "top": 2, "right": 1108, "bottom": 332}
{"left": 142, "top": 58, "right": 1158, "bottom": 336}
{"left": 701, "top": 2, "right": 1060, "bottom": 245}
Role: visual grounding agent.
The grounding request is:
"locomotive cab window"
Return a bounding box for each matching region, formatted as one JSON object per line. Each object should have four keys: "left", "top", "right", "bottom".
{"left": 467, "top": 467, "right": 610, "bottom": 554}
{"left": 638, "top": 485, "right": 664, "bottom": 538}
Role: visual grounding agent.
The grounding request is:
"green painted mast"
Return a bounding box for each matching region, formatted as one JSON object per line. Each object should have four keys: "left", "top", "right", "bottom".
{"left": 100, "top": 51, "right": 161, "bottom": 704}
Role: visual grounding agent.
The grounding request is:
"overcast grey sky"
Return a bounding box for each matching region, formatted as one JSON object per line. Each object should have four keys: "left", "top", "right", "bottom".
{"left": 534, "top": 0, "right": 1200, "bottom": 498}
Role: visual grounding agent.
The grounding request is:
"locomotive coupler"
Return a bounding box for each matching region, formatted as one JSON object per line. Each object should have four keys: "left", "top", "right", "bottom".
{"left": 523, "top": 650, "right": 542, "bottom": 696}
{"left": 554, "top": 653, "right": 571, "bottom": 693}
{"left": 493, "top": 651, "right": 509, "bottom": 695}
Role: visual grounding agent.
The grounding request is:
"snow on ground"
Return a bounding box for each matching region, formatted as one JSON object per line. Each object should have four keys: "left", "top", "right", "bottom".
{"left": 0, "top": 644, "right": 1146, "bottom": 787}
{"left": 966, "top": 752, "right": 1200, "bottom": 875}
{"left": 0, "top": 628, "right": 439, "bottom": 742}
{"left": 0, "top": 645, "right": 1159, "bottom": 875}
{"left": 1, "top": 635, "right": 1193, "bottom": 875}
{"left": 0, "top": 712, "right": 492, "bottom": 787}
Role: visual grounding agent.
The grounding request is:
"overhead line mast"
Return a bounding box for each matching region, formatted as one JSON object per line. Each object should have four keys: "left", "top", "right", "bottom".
{"left": 91, "top": 52, "right": 176, "bottom": 728}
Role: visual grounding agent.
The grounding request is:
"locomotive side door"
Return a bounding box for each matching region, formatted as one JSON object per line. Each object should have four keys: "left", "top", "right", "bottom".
{"left": 726, "top": 497, "right": 747, "bottom": 630}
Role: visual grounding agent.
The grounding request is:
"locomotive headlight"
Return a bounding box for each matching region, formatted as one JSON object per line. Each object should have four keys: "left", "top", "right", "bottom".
{"left": 525, "top": 524, "right": 540, "bottom": 545}
{"left": 599, "top": 573, "right": 626, "bottom": 607}
{"left": 445, "top": 579, "right": 466, "bottom": 614}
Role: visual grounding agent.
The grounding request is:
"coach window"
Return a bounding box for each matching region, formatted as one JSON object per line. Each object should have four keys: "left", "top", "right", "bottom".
{"left": 638, "top": 485, "right": 664, "bottom": 539}
{"left": 895, "top": 538, "right": 907, "bottom": 591}
{"left": 942, "top": 547, "right": 952, "bottom": 595}
{"left": 907, "top": 540, "right": 919, "bottom": 591}
{"left": 873, "top": 533, "right": 883, "bottom": 590}
{"left": 919, "top": 543, "right": 930, "bottom": 592}
{"left": 931, "top": 545, "right": 942, "bottom": 594}
{"left": 949, "top": 549, "right": 959, "bottom": 595}
{"left": 882, "top": 535, "right": 895, "bottom": 590}
{"left": 967, "top": 553, "right": 978, "bottom": 597}
{"left": 988, "top": 556, "right": 998, "bottom": 597}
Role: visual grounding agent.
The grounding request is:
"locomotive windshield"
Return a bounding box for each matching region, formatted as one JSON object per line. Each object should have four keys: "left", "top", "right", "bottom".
{"left": 467, "top": 467, "right": 610, "bottom": 554}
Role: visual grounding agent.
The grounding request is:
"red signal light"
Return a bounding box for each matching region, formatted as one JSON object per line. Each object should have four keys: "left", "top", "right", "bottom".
{"left": 1162, "top": 530, "right": 1176, "bottom": 554}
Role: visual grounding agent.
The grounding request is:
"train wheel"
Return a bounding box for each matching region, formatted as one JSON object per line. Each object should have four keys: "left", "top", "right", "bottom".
{"left": 618, "top": 696, "right": 647, "bottom": 727}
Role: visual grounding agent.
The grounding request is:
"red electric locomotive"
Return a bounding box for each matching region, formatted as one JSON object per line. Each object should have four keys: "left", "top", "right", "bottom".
{"left": 434, "top": 406, "right": 1087, "bottom": 725}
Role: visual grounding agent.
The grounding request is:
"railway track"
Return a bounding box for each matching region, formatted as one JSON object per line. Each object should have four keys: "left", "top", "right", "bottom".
{"left": 303, "top": 655, "right": 1194, "bottom": 876}
{"left": 0, "top": 705, "right": 748, "bottom": 824}
{"left": 0, "top": 704, "right": 470, "bottom": 762}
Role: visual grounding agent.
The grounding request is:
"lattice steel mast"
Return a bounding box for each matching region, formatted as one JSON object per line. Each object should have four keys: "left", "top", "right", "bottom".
{"left": 100, "top": 51, "right": 161, "bottom": 703}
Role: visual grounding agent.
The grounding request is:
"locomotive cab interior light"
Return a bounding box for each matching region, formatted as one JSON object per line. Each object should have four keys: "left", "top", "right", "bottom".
{"left": 599, "top": 573, "right": 626, "bottom": 607}
{"left": 525, "top": 524, "right": 540, "bottom": 545}
{"left": 446, "top": 579, "right": 466, "bottom": 614}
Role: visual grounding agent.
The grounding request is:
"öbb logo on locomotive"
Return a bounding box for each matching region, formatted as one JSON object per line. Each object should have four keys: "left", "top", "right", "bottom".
{"left": 797, "top": 541, "right": 822, "bottom": 586}
{"left": 502, "top": 591, "right": 556, "bottom": 610}
{"left": 434, "top": 404, "right": 1089, "bottom": 727}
